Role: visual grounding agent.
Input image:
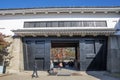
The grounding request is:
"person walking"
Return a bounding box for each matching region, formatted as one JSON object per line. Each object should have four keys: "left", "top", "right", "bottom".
{"left": 48, "top": 60, "right": 54, "bottom": 74}
{"left": 50, "top": 60, "right": 54, "bottom": 70}
{"left": 32, "top": 61, "right": 39, "bottom": 78}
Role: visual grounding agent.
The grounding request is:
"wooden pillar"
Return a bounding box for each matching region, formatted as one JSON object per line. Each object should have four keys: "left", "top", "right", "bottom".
{"left": 44, "top": 40, "right": 51, "bottom": 70}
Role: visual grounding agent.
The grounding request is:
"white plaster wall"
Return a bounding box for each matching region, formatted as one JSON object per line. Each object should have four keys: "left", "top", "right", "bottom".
{"left": 0, "top": 13, "right": 119, "bottom": 35}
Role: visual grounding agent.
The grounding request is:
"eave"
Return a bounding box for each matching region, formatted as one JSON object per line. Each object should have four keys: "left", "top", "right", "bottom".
{"left": 13, "top": 28, "right": 115, "bottom": 37}
{"left": 0, "top": 7, "right": 120, "bottom": 16}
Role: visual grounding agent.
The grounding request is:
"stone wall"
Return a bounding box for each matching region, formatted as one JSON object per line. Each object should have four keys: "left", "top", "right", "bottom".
{"left": 5, "top": 36, "right": 23, "bottom": 73}
{"left": 107, "top": 36, "right": 120, "bottom": 73}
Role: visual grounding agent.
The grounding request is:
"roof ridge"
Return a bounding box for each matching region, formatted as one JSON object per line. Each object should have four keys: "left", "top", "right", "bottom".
{"left": 0, "top": 6, "right": 120, "bottom": 10}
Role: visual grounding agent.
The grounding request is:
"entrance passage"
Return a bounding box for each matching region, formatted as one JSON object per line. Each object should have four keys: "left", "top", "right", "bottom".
{"left": 51, "top": 41, "right": 80, "bottom": 70}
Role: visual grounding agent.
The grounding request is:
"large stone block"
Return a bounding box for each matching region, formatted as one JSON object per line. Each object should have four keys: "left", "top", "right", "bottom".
{"left": 7, "top": 37, "right": 23, "bottom": 73}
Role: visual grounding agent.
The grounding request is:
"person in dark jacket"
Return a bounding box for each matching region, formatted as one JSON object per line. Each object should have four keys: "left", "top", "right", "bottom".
{"left": 32, "top": 61, "right": 39, "bottom": 78}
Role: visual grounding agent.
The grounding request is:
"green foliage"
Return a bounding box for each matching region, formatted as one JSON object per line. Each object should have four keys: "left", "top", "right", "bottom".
{"left": 0, "top": 45, "right": 3, "bottom": 50}
{"left": 0, "top": 33, "right": 13, "bottom": 67}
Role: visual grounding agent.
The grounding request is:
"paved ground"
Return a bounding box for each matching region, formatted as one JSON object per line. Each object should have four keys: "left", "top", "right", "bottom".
{"left": 0, "top": 69, "right": 120, "bottom": 80}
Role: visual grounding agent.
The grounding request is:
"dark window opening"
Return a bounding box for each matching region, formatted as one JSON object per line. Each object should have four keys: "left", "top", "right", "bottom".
{"left": 24, "top": 21, "right": 107, "bottom": 28}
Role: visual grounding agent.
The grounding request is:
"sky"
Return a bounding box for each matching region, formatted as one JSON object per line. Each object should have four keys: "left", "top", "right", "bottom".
{"left": 0, "top": 0, "right": 120, "bottom": 9}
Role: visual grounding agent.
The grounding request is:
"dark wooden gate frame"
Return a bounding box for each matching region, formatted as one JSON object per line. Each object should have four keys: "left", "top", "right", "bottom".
{"left": 22, "top": 36, "right": 107, "bottom": 71}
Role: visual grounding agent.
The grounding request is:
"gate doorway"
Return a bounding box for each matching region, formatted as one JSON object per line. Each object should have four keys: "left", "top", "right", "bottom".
{"left": 51, "top": 41, "right": 80, "bottom": 70}
{"left": 23, "top": 37, "right": 107, "bottom": 71}
{"left": 35, "top": 58, "right": 44, "bottom": 70}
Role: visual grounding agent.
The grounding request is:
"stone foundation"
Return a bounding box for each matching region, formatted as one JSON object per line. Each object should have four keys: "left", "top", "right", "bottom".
{"left": 5, "top": 36, "right": 23, "bottom": 73}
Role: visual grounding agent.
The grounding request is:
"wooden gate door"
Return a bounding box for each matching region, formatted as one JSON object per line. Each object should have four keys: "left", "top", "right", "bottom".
{"left": 23, "top": 40, "right": 45, "bottom": 71}
{"left": 80, "top": 39, "right": 107, "bottom": 71}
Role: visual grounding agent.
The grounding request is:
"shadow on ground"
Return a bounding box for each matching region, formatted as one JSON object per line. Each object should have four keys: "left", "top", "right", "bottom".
{"left": 86, "top": 71, "right": 120, "bottom": 80}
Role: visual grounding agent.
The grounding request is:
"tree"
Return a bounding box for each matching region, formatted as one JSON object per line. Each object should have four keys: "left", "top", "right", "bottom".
{"left": 51, "top": 47, "right": 75, "bottom": 60}
{"left": 0, "top": 33, "right": 12, "bottom": 68}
